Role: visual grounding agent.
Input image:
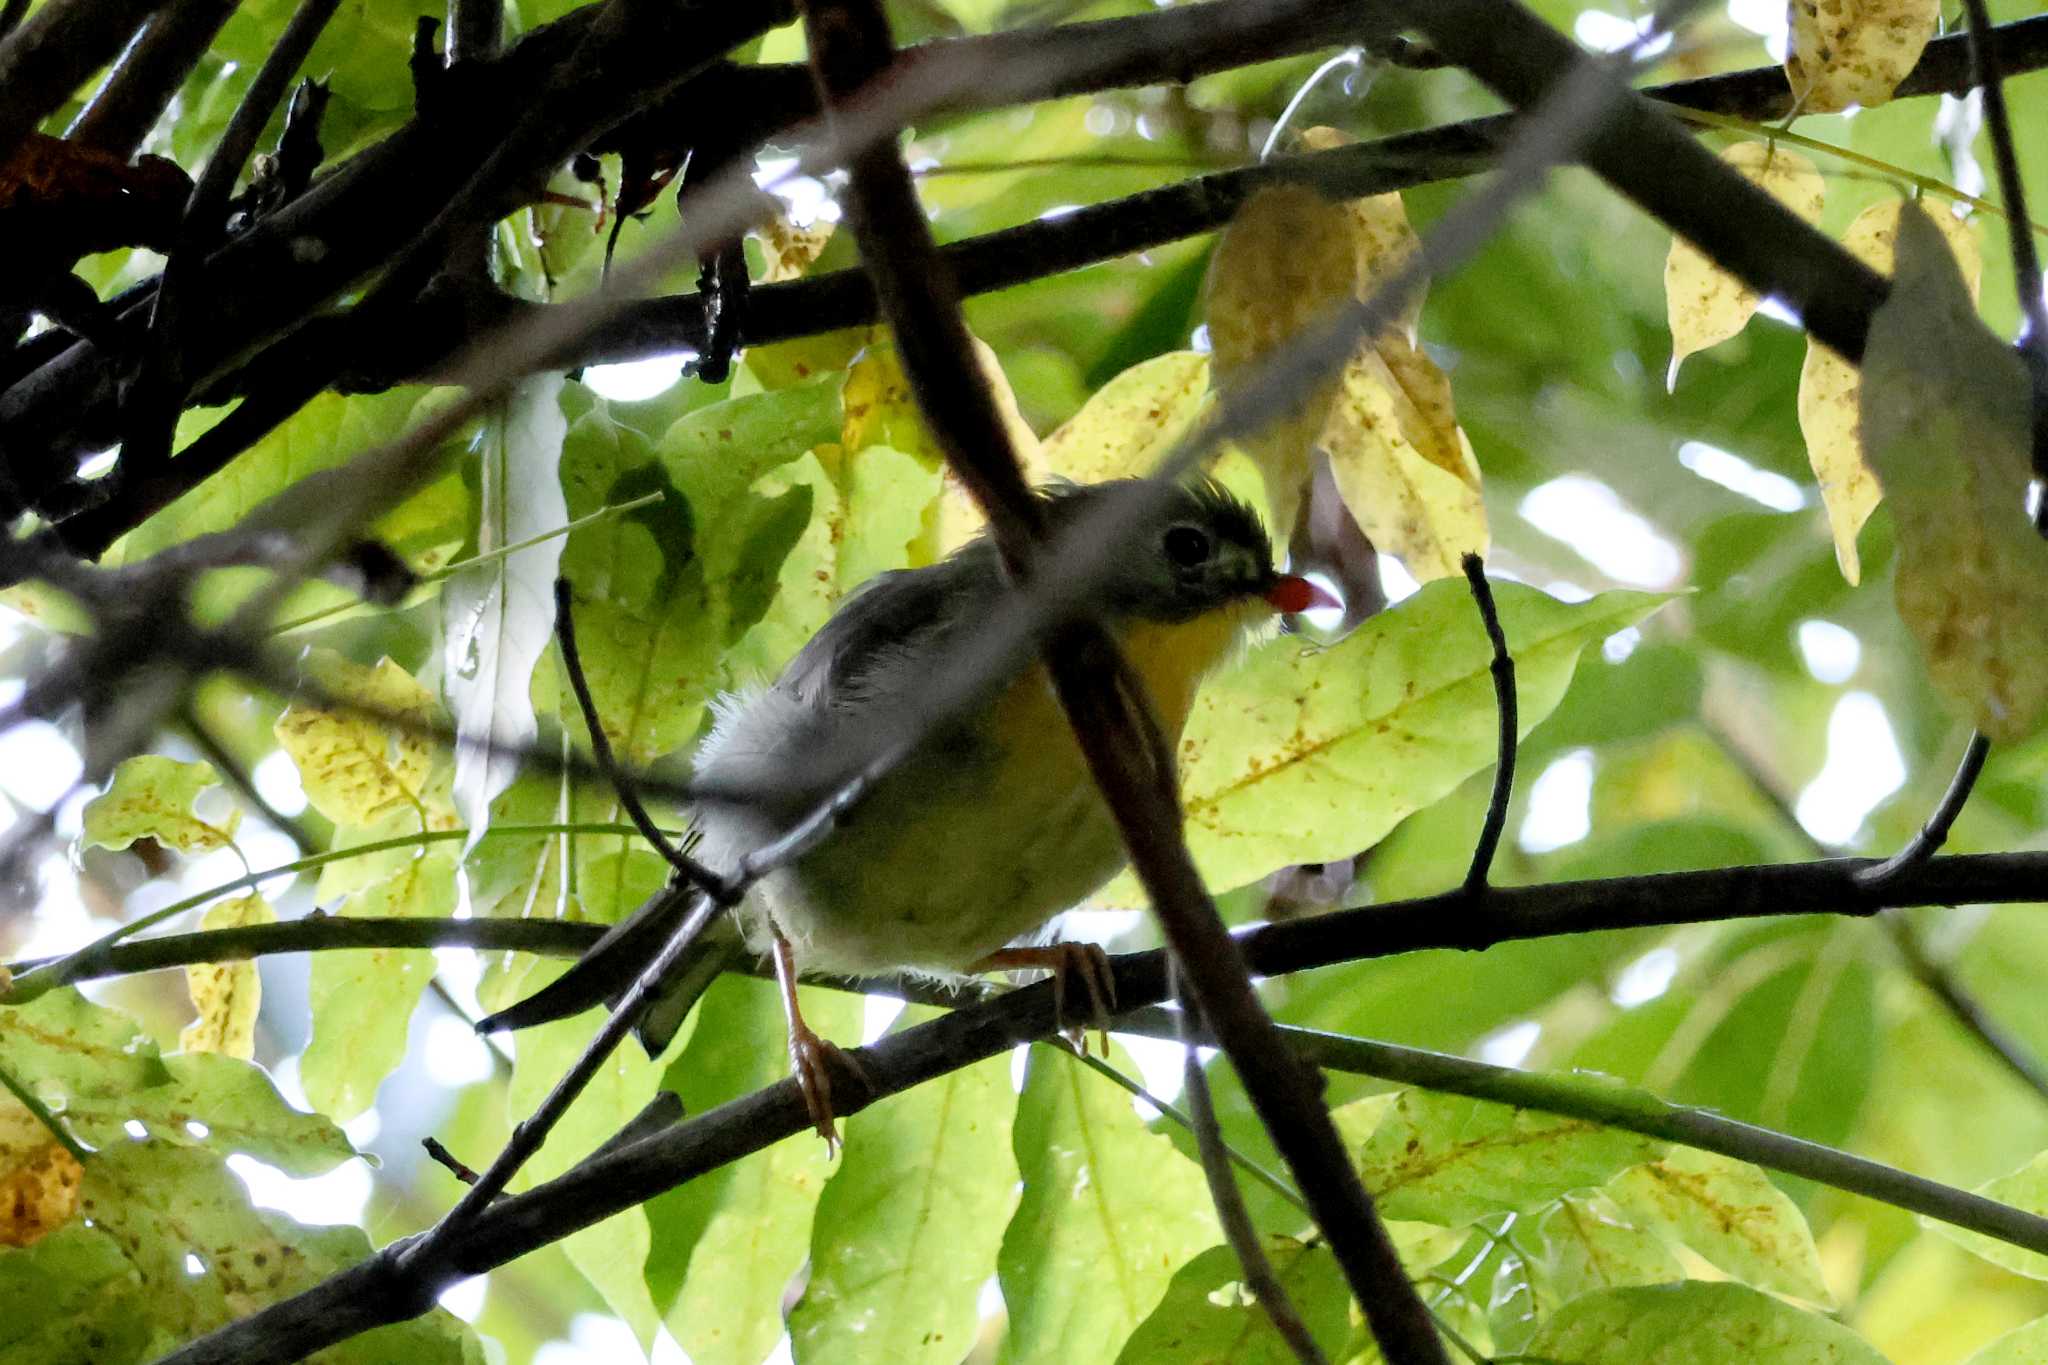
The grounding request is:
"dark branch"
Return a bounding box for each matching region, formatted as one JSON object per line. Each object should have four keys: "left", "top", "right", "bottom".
{"left": 67, "top": 0, "right": 239, "bottom": 158}
{"left": 0, "top": 0, "right": 164, "bottom": 164}
{"left": 1859, "top": 732, "right": 1993, "bottom": 889}
{"left": 1460, "top": 554, "right": 1516, "bottom": 894}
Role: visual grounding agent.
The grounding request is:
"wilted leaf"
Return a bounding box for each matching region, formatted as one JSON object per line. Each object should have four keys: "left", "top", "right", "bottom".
{"left": 790, "top": 1008, "right": 1017, "bottom": 1365}
{"left": 1349, "top": 1089, "right": 1665, "bottom": 1225}
{"left": 753, "top": 214, "right": 836, "bottom": 284}
{"left": 178, "top": 894, "right": 275, "bottom": 1060}
{"left": 80, "top": 756, "right": 240, "bottom": 856}
{"left": 1300, "top": 125, "right": 1426, "bottom": 342}
{"left": 443, "top": 373, "right": 568, "bottom": 851}
{"left": 0, "top": 1138, "right": 83, "bottom": 1248}
{"left": 1114, "top": 1238, "right": 1352, "bottom": 1365}
{"left": 1102, "top": 579, "right": 1668, "bottom": 898}
{"left": 998, "top": 1045, "right": 1222, "bottom": 1364}
{"left": 1860, "top": 202, "right": 2048, "bottom": 741}
{"left": 299, "top": 851, "right": 458, "bottom": 1121}
{"left": 1666, "top": 143, "right": 1825, "bottom": 372}
{"left": 274, "top": 652, "right": 440, "bottom": 827}
{"left": 1528, "top": 1281, "right": 1888, "bottom": 1363}
{"left": 1798, "top": 199, "right": 1980, "bottom": 583}
{"left": 1322, "top": 339, "right": 1487, "bottom": 580}
{"left": 1607, "top": 1147, "right": 1831, "bottom": 1302}
{"left": 1539, "top": 1192, "right": 1683, "bottom": 1301}
{"left": 1204, "top": 182, "right": 1358, "bottom": 539}
{"left": 1786, "top": 0, "right": 1939, "bottom": 114}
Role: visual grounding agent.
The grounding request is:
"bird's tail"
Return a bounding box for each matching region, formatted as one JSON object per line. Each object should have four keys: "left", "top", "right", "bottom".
{"left": 474, "top": 880, "right": 743, "bottom": 1055}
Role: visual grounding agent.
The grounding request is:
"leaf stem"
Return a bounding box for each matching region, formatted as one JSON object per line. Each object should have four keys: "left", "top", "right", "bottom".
{"left": 0, "top": 1058, "right": 89, "bottom": 1164}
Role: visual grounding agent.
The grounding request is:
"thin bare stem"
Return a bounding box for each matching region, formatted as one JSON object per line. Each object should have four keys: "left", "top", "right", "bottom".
{"left": 1859, "top": 732, "right": 1993, "bottom": 889}
{"left": 1460, "top": 554, "right": 1517, "bottom": 894}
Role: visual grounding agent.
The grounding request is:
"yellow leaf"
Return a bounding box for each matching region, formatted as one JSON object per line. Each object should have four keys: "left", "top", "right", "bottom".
{"left": 80, "top": 755, "right": 240, "bottom": 856}
{"left": 1666, "top": 143, "right": 1826, "bottom": 372}
{"left": 1798, "top": 200, "right": 1980, "bottom": 583}
{"left": 1300, "top": 126, "right": 1426, "bottom": 343}
{"left": 274, "top": 652, "right": 439, "bottom": 827}
{"left": 1786, "top": 0, "right": 1939, "bottom": 114}
{"left": 0, "top": 1139, "right": 82, "bottom": 1247}
{"left": 178, "top": 894, "right": 275, "bottom": 1059}
{"left": 752, "top": 215, "right": 835, "bottom": 284}
{"left": 1204, "top": 182, "right": 1358, "bottom": 540}
{"left": 1034, "top": 351, "right": 1211, "bottom": 486}
{"left": 1322, "top": 339, "right": 1487, "bottom": 581}
{"left": 1860, "top": 203, "right": 2048, "bottom": 741}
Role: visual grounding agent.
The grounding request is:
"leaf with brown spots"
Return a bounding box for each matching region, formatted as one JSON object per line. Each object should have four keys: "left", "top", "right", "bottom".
{"left": 1608, "top": 1148, "right": 1831, "bottom": 1302}
{"left": 80, "top": 756, "right": 241, "bottom": 857}
{"left": 1798, "top": 199, "right": 1980, "bottom": 584}
{"left": 0, "top": 1138, "right": 83, "bottom": 1247}
{"left": 273, "top": 652, "right": 440, "bottom": 828}
{"left": 178, "top": 894, "right": 275, "bottom": 1061}
{"left": 1859, "top": 202, "right": 2048, "bottom": 740}
{"left": 1099, "top": 578, "right": 1669, "bottom": 900}
{"left": 1785, "top": 0, "right": 1939, "bottom": 114}
{"left": 1666, "top": 142, "right": 1825, "bottom": 375}
{"left": 1349, "top": 1089, "right": 1665, "bottom": 1225}
{"left": 1539, "top": 1192, "right": 1683, "bottom": 1301}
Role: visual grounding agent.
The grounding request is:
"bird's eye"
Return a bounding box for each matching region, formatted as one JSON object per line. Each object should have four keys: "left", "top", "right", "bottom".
{"left": 1163, "top": 525, "right": 1212, "bottom": 568}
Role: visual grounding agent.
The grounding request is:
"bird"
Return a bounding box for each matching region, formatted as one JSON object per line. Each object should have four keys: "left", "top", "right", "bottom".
{"left": 478, "top": 477, "right": 1331, "bottom": 1142}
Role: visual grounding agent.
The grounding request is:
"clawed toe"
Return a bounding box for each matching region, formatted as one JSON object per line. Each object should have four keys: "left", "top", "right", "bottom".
{"left": 975, "top": 942, "right": 1118, "bottom": 1054}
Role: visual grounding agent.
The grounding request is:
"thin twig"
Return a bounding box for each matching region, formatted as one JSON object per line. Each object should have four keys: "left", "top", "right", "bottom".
{"left": 1460, "top": 554, "right": 1516, "bottom": 895}
{"left": 421, "top": 1136, "right": 483, "bottom": 1186}
{"left": 68, "top": 0, "right": 238, "bottom": 157}
{"left": 0, "top": 0, "right": 165, "bottom": 164}
{"left": 551, "top": 576, "right": 726, "bottom": 896}
{"left": 1858, "top": 732, "right": 1993, "bottom": 888}
{"left": 0, "top": 1058, "right": 90, "bottom": 1164}
{"left": 1176, "top": 972, "right": 1330, "bottom": 1365}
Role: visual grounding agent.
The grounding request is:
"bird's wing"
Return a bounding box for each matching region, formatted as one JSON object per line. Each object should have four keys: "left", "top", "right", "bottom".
{"left": 778, "top": 551, "right": 998, "bottom": 712}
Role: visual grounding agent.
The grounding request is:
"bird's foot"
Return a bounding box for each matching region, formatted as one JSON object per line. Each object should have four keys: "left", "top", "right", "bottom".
{"left": 975, "top": 943, "right": 1118, "bottom": 1054}
{"left": 787, "top": 1014, "right": 863, "bottom": 1151}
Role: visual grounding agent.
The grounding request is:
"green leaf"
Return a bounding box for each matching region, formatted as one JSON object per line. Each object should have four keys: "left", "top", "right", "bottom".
{"left": 1935, "top": 1150, "right": 2048, "bottom": 1280}
{"left": 1106, "top": 580, "right": 1671, "bottom": 899}
{"left": 1526, "top": 1282, "right": 1889, "bottom": 1363}
{"left": 1349, "top": 1089, "right": 1666, "bottom": 1225}
{"left": 300, "top": 850, "right": 459, "bottom": 1122}
{"left": 506, "top": 967, "right": 679, "bottom": 1350}
{"left": 0, "top": 990, "right": 351, "bottom": 1174}
{"left": 1114, "top": 1238, "right": 1352, "bottom": 1365}
{"left": 80, "top": 756, "right": 240, "bottom": 855}
{"left": 1608, "top": 1147, "right": 1831, "bottom": 1302}
{"left": 444, "top": 373, "right": 569, "bottom": 847}
{"left": 997, "top": 1045, "right": 1221, "bottom": 1364}
{"left": 0, "top": 1140, "right": 477, "bottom": 1364}
{"left": 1539, "top": 1192, "right": 1684, "bottom": 1301}
{"left": 1964, "top": 1314, "right": 2048, "bottom": 1364}
{"left": 661, "top": 979, "right": 860, "bottom": 1365}
{"left": 789, "top": 1007, "right": 1018, "bottom": 1365}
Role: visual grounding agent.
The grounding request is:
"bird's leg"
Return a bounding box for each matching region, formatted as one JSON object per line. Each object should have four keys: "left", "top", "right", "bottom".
{"left": 772, "top": 927, "right": 859, "bottom": 1149}
{"left": 974, "top": 943, "right": 1118, "bottom": 1054}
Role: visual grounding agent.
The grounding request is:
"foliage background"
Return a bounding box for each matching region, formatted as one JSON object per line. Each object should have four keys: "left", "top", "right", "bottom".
{"left": 7, "top": 0, "right": 2048, "bottom": 1360}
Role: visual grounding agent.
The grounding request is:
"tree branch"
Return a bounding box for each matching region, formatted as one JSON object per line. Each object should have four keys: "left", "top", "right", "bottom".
{"left": 0, "top": 0, "right": 165, "bottom": 164}
{"left": 68, "top": 0, "right": 239, "bottom": 158}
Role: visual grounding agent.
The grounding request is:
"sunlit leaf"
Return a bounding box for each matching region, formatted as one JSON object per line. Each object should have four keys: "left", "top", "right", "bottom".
{"left": 80, "top": 756, "right": 240, "bottom": 856}
{"left": 507, "top": 964, "right": 680, "bottom": 1350}
{"left": 178, "top": 894, "right": 274, "bottom": 1061}
{"left": 1102, "top": 579, "right": 1669, "bottom": 898}
{"left": 1785, "top": 0, "right": 1939, "bottom": 114}
{"left": 274, "top": 652, "right": 441, "bottom": 827}
{"left": 1347, "top": 1089, "right": 1665, "bottom": 1225}
{"left": 443, "top": 373, "right": 569, "bottom": 851}
{"left": 1666, "top": 143, "right": 1825, "bottom": 373}
{"left": 1527, "top": 1281, "right": 1888, "bottom": 1363}
{"left": 1966, "top": 1314, "right": 2048, "bottom": 1364}
{"left": 1798, "top": 199, "right": 1980, "bottom": 583}
{"left": 0, "top": 989, "right": 352, "bottom": 1173}
{"left": 1301, "top": 125, "right": 1427, "bottom": 343}
{"left": 1032, "top": 351, "right": 1212, "bottom": 486}
{"left": 790, "top": 1007, "right": 1017, "bottom": 1365}
{"left": 1607, "top": 1147, "right": 1831, "bottom": 1302}
{"left": 998, "top": 1045, "right": 1222, "bottom": 1363}
{"left": 1539, "top": 1192, "right": 1683, "bottom": 1301}
{"left": 300, "top": 851, "right": 458, "bottom": 1122}
{"left": 1935, "top": 1149, "right": 2048, "bottom": 1280}
{"left": 1322, "top": 338, "right": 1488, "bottom": 581}
{"left": 1861, "top": 202, "right": 2048, "bottom": 741}
{"left": 660, "top": 980, "right": 859, "bottom": 1365}
{"left": 1114, "top": 1238, "right": 1352, "bottom": 1364}
{"left": 752, "top": 215, "right": 836, "bottom": 284}
{"left": 1204, "top": 182, "right": 1357, "bottom": 540}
